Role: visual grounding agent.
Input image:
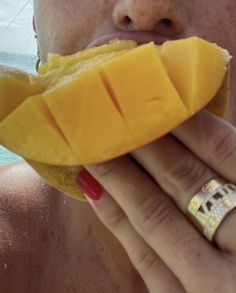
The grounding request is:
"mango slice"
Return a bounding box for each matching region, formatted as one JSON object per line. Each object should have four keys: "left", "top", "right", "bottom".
{"left": 0, "top": 37, "right": 230, "bottom": 200}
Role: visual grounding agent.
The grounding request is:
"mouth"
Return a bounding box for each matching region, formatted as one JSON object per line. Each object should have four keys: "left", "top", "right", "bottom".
{"left": 86, "top": 31, "right": 171, "bottom": 48}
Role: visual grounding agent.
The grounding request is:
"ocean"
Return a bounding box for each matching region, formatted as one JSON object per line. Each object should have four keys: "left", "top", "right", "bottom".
{"left": 0, "top": 51, "right": 37, "bottom": 166}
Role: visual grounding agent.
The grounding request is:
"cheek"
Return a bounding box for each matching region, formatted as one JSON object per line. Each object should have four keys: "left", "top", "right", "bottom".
{"left": 35, "top": 0, "right": 107, "bottom": 61}
{"left": 187, "top": 1, "right": 236, "bottom": 49}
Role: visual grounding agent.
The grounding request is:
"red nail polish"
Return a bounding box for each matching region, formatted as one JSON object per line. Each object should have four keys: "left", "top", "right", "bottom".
{"left": 76, "top": 169, "right": 103, "bottom": 201}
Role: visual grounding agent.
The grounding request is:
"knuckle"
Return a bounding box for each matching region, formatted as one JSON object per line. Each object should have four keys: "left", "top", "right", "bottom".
{"left": 170, "top": 155, "right": 210, "bottom": 192}
{"left": 134, "top": 243, "right": 158, "bottom": 274}
{"left": 104, "top": 207, "right": 126, "bottom": 232}
{"left": 88, "top": 157, "right": 125, "bottom": 178}
{"left": 137, "top": 195, "right": 174, "bottom": 234}
{"left": 208, "top": 125, "right": 236, "bottom": 165}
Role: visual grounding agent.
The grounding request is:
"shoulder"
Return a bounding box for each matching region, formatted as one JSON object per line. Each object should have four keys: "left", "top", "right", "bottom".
{"left": 0, "top": 159, "right": 49, "bottom": 192}
{"left": 0, "top": 158, "right": 60, "bottom": 242}
{"left": 0, "top": 159, "right": 61, "bottom": 231}
{"left": 0, "top": 159, "right": 58, "bottom": 207}
{"left": 0, "top": 160, "right": 61, "bottom": 290}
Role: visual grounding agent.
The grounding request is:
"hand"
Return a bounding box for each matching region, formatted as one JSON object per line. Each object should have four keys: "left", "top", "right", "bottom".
{"left": 77, "top": 110, "right": 236, "bottom": 293}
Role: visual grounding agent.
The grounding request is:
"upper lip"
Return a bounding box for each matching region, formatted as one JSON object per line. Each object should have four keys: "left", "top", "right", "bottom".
{"left": 86, "top": 31, "right": 171, "bottom": 48}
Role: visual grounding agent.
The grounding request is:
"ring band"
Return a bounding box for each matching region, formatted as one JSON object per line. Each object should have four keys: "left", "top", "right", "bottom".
{"left": 187, "top": 178, "right": 236, "bottom": 241}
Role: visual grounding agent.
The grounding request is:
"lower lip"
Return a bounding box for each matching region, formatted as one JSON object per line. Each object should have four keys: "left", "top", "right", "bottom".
{"left": 86, "top": 32, "right": 169, "bottom": 48}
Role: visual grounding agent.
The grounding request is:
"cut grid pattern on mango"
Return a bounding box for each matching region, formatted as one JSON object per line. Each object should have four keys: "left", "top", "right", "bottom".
{"left": 0, "top": 37, "right": 230, "bottom": 200}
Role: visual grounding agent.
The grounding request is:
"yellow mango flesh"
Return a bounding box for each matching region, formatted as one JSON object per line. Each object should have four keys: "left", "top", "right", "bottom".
{"left": 0, "top": 37, "right": 230, "bottom": 200}
{"left": 99, "top": 43, "right": 187, "bottom": 146}
{"left": 0, "top": 65, "right": 44, "bottom": 121}
{"left": 0, "top": 95, "right": 78, "bottom": 165}
{"left": 160, "top": 37, "right": 229, "bottom": 113}
{"left": 45, "top": 49, "right": 132, "bottom": 90}
{"left": 44, "top": 69, "right": 135, "bottom": 164}
{"left": 39, "top": 40, "right": 137, "bottom": 75}
{"left": 0, "top": 49, "right": 132, "bottom": 165}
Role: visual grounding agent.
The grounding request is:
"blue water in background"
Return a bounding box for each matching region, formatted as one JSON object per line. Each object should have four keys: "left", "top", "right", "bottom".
{"left": 0, "top": 51, "right": 37, "bottom": 166}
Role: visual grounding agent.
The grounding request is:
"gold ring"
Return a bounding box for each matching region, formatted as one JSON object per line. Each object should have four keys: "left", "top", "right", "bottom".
{"left": 187, "top": 178, "right": 236, "bottom": 241}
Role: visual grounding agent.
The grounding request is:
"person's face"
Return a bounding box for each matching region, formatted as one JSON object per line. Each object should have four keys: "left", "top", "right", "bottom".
{"left": 33, "top": 0, "right": 236, "bottom": 124}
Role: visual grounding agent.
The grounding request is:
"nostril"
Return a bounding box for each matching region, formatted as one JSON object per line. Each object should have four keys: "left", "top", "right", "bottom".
{"left": 122, "top": 15, "right": 132, "bottom": 26}
{"left": 161, "top": 18, "right": 173, "bottom": 27}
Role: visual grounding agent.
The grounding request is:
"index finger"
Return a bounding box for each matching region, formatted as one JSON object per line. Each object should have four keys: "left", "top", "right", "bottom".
{"left": 85, "top": 156, "right": 226, "bottom": 293}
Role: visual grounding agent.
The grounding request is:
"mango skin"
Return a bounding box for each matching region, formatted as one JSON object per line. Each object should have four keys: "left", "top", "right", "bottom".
{"left": 206, "top": 67, "right": 230, "bottom": 117}
{"left": 0, "top": 38, "right": 231, "bottom": 200}
{"left": 26, "top": 159, "right": 85, "bottom": 201}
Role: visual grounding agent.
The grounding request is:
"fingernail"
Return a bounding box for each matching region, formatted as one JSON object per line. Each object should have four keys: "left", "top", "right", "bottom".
{"left": 76, "top": 169, "right": 103, "bottom": 201}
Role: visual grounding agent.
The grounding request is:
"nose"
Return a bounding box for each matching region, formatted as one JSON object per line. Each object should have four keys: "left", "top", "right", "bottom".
{"left": 113, "top": 0, "right": 188, "bottom": 36}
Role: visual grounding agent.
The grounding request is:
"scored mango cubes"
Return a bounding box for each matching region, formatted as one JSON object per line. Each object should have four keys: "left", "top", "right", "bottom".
{"left": 0, "top": 37, "right": 230, "bottom": 166}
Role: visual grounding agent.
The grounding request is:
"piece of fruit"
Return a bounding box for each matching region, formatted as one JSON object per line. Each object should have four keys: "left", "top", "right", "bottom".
{"left": 0, "top": 37, "right": 230, "bottom": 200}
